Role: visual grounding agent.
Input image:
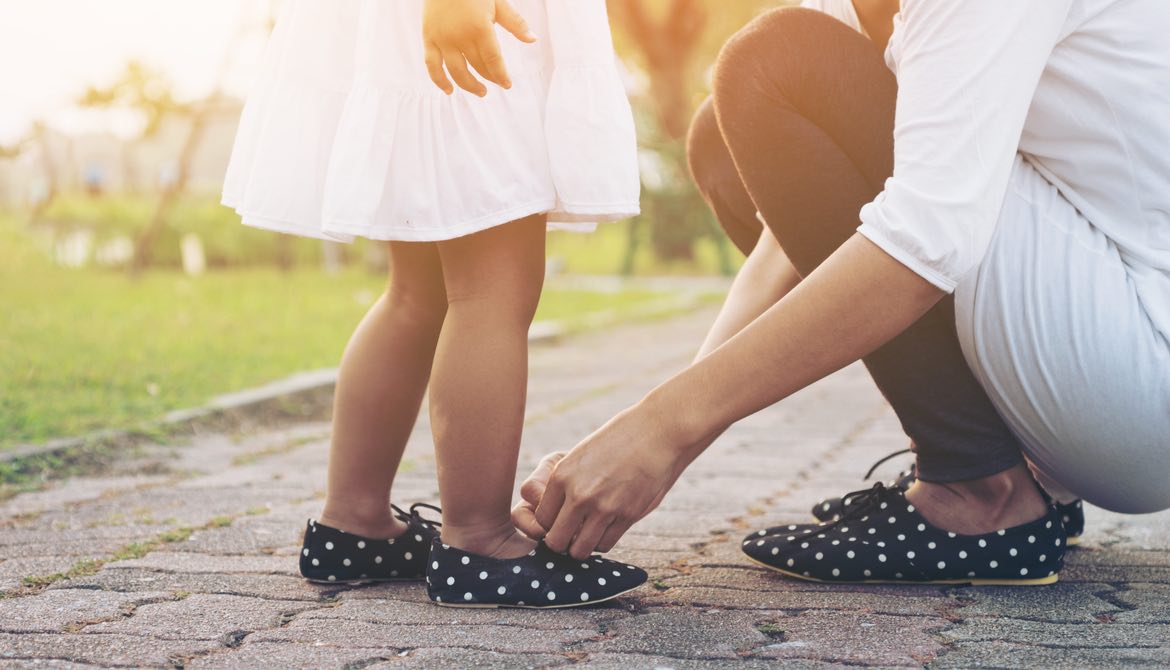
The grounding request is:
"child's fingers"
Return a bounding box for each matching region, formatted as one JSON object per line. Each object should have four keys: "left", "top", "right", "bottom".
{"left": 511, "top": 500, "right": 547, "bottom": 539}
{"left": 568, "top": 514, "right": 614, "bottom": 560}
{"left": 495, "top": 0, "right": 537, "bottom": 43}
{"left": 469, "top": 38, "right": 511, "bottom": 89}
{"left": 424, "top": 42, "right": 454, "bottom": 95}
{"left": 441, "top": 48, "right": 487, "bottom": 97}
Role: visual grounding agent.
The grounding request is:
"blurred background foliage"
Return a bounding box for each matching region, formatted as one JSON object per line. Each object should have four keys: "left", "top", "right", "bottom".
{"left": 5, "top": 0, "right": 783, "bottom": 275}
{"left": 0, "top": 0, "right": 784, "bottom": 448}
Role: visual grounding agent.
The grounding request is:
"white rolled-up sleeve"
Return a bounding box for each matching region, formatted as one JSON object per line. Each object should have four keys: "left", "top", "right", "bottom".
{"left": 857, "top": 0, "right": 1072, "bottom": 292}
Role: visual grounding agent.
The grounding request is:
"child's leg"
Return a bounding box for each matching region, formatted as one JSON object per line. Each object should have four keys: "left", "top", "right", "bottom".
{"left": 431, "top": 216, "right": 547, "bottom": 558}
{"left": 318, "top": 241, "right": 447, "bottom": 539}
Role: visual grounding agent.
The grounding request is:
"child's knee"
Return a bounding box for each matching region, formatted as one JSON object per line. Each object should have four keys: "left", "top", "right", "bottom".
{"left": 388, "top": 282, "right": 448, "bottom": 330}
{"left": 445, "top": 281, "right": 542, "bottom": 328}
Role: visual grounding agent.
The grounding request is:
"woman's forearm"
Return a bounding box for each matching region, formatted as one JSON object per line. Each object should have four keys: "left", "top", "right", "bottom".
{"left": 646, "top": 233, "right": 944, "bottom": 464}
{"left": 696, "top": 228, "right": 801, "bottom": 361}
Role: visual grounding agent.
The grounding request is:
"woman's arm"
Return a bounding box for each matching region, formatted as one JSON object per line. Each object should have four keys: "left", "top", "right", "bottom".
{"left": 852, "top": 0, "right": 900, "bottom": 50}
{"left": 531, "top": 233, "right": 942, "bottom": 559}
{"left": 522, "top": 0, "right": 1075, "bottom": 560}
{"left": 510, "top": 228, "right": 798, "bottom": 543}
{"left": 697, "top": 227, "right": 800, "bottom": 360}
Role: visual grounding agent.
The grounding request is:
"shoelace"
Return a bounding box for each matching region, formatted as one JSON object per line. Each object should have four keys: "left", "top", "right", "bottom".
{"left": 827, "top": 482, "right": 903, "bottom": 526}
{"left": 827, "top": 449, "right": 915, "bottom": 512}
{"left": 863, "top": 448, "right": 915, "bottom": 480}
{"left": 392, "top": 502, "right": 443, "bottom": 528}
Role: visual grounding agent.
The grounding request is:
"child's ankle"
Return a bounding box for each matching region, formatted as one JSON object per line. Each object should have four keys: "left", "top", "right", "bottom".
{"left": 442, "top": 519, "right": 535, "bottom": 559}
{"left": 318, "top": 505, "right": 408, "bottom": 540}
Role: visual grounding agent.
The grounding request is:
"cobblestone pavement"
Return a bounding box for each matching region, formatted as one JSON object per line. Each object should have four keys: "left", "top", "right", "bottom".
{"left": 2, "top": 308, "right": 1169, "bottom": 668}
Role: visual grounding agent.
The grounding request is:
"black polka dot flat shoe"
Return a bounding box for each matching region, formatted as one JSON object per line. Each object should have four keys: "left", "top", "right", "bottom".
{"left": 300, "top": 503, "right": 441, "bottom": 584}
{"left": 1057, "top": 499, "right": 1085, "bottom": 546}
{"left": 426, "top": 540, "right": 648, "bottom": 609}
{"left": 746, "top": 451, "right": 917, "bottom": 543}
{"left": 812, "top": 451, "right": 917, "bottom": 522}
{"left": 807, "top": 449, "right": 1085, "bottom": 545}
{"left": 743, "top": 483, "right": 1067, "bottom": 586}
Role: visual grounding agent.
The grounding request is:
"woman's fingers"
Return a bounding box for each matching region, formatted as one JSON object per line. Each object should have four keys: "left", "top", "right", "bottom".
{"left": 597, "top": 517, "right": 636, "bottom": 553}
{"left": 533, "top": 478, "right": 567, "bottom": 534}
{"left": 520, "top": 452, "right": 566, "bottom": 506}
{"left": 441, "top": 48, "right": 487, "bottom": 97}
{"left": 568, "top": 514, "right": 614, "bottom": 560}
{"left": 539, "top": 493, "right": 585, "bottom": 554}
{"left": 511, "top": 499, "right": 547, "bottom": 539}
{"left": 424, "top": 42, "right": 454, "bottom": 95}
{"left": 513, "top": 452, "right": 567, "bottom": 539}
{"left": 495, "top": 0, "right": 537, "bottom": 43}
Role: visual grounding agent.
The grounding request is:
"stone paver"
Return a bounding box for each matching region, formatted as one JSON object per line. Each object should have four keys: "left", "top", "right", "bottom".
{"left": 1, "top": 307, "right": 1168, "bottom": 668}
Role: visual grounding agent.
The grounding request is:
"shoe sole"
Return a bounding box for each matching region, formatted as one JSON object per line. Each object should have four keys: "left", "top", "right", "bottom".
{"left": 305, "top": 577, "right": 421, "bottom": 586}
{"left": 744, "top": 555, "right": 1060, "bottom": 586}
{"left": 431, "top": 583, "right": 644, "bottom": 610}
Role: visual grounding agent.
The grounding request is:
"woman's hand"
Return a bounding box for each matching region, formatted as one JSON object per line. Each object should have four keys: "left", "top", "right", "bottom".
{"left": 512, "top": 451, "right": 566, "bottom": 539}
{"left": 422, "top": 0, "right": 536, "bottom": 97}
{"left": 513, "top": 403, "right": 693, "bottom": 560}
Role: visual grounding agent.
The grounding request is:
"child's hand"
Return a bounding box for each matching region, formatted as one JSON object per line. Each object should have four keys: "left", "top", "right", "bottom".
{"left": 423, "top": 0, "right": 537, "bottom": 97}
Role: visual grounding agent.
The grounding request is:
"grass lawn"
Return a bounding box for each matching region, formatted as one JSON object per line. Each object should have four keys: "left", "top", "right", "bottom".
{"left": 0, "top": 218, "right": 689, "bottom": 450}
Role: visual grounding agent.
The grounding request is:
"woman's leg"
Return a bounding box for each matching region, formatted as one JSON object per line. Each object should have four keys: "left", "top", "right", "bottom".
{"left": 431, "top": 216, "right": 547, "bottom": 558}
{"left": 319, "top": 242, "right": 448, "bottom": 539}
{"left": 689, "top": 99, "right": 802, "bottom": 359}
{"left": 709, "top": 8, "right": 1045, "bottom": 530}
{"left": 957, "top": 158, "right": 1170, "bottom": 514}
{"left": 688, "top": 97, "right": 763, "bottom": 257}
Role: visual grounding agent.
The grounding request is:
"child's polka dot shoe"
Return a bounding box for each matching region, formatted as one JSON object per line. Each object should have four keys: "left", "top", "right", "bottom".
{"left": 300, "top": 503, "right": 441, "bottom": 584}
{"left": 743, "top": 483, "right": 1067, "bottom": 586}
{"left": 426, "top": 540, "right": 647, "bottom": 609}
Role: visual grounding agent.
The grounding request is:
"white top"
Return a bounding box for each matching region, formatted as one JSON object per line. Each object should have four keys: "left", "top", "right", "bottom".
{"left": 806, "top": 0, "right": 1170, "bottom": 337}
{"left": 222, "top": 0, "right": 640, "bottom": 243}
{"left": 801, "top": 0, "right": 864, "bottom": 34}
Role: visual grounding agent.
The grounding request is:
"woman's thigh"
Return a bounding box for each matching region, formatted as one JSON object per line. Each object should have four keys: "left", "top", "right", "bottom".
{"left": 711, "top": 6, "right": 895, "bottom": 276}
{"left": 956, "top": 156, "right": 1170, "bottom": 513}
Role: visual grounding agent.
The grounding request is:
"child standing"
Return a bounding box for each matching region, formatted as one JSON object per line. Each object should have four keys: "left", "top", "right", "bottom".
{"left": 222, "top": 0, "right": 647, "bottom": 607}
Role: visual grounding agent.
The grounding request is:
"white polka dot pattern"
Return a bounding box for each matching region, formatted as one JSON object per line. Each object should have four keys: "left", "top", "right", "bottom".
{"left": 744, "top": 484, "right": 1068, "bottom": 584}
{"left": 298, "top": 503, "right": 440, "bottom": 584}
{"left": 426, "top": 540, "right": 646, "bottom": 608}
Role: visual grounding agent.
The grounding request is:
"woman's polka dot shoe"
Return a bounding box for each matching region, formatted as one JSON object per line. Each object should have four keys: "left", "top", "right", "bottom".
{"left": 743, "top": 484, "right": 1067, "bottom": 586}
{"left": 806, "top": 450, "right": 1085, "bottom": 545}
{"left": 812, "top": 466, "right": 917, "bottom": 522}
{"left": 426, "top": 540, "right": 647, "bottom": 609}
{"left": 299, "top": 503, "right": 441, "bottom": 584}
{"left": 1058, "top": 499, "right": 1085, "bottom": 546}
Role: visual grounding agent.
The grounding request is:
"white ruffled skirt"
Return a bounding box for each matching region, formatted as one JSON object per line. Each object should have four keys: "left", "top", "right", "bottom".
{"left": 222, "top": 0, "right": 641, "bottom": 242}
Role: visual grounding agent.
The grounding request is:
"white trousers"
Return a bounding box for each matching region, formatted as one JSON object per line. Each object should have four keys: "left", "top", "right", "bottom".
{"left": 956, "top": 156, "right": 1170, "bottom": 514}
